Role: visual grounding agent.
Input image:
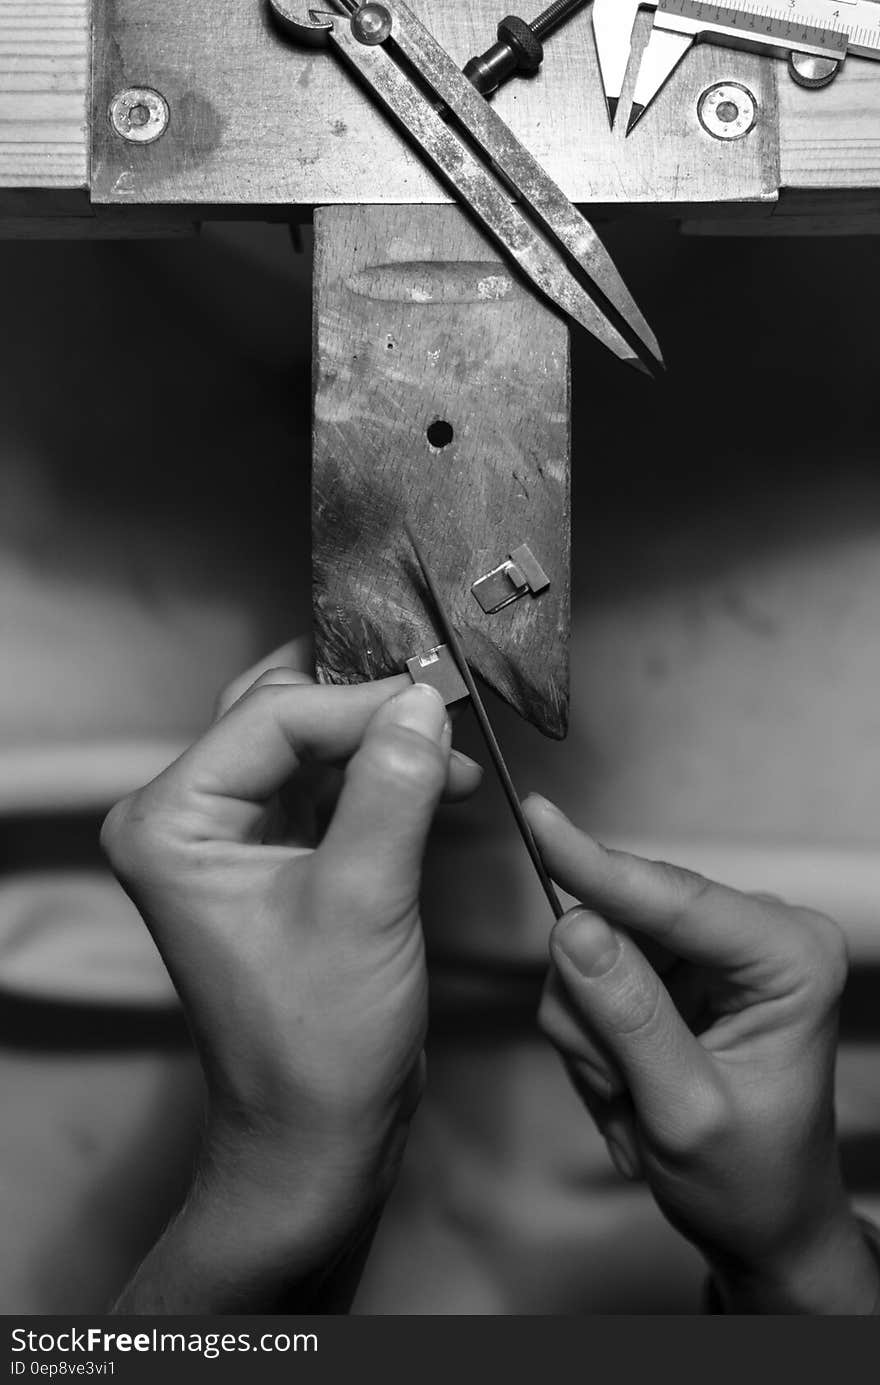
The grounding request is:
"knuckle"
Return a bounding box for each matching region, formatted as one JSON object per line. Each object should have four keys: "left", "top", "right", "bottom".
{"left": 792, "top": 907, "right": 849, "bottom": 1005}
{"left": 214, "top": 666, "right": 309, "bottom": 719}
{"left": 99, "top": 796, "right": 134, "bottom": 867}
{"left": 678, "top": 1085, "right": 733, "bottom": 1159}
{"left": 99, "top": 790, "right": 178, "bottom": 884}
{"left": 239, "top": 681, "right": 286, "bottom": 712}
{"left": 609, "top": 962, "right": 665, "bottom": 1040}
{"left": 250, "top": 666, "right": 307, "bottom": 691}
{"left": 212, "top": 683, "right": 241, "bottom": 720}
{"left": 669, "top": 865, "right": 715, "bottom": 921}
{"left": 654, "top": 1080, "right": 733, "bottom": 1165}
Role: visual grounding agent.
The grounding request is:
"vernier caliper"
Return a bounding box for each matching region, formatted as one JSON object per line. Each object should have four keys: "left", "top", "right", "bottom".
{"left": 268, "top": 0, "right": 663, "bottom": 372}
{"left": 592, "top": 0, "right": 880, "bottom": 133}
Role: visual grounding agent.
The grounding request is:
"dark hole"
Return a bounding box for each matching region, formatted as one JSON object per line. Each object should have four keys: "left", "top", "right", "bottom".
{"left": 427, "top": 419, "right": 454, "bottom": 449}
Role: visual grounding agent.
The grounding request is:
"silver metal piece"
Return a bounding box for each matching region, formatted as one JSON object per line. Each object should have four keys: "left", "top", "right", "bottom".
{"left": 697, "top": 82, "right": 756, "bottom": 140}
{"left": 472, "top": 543, "right": 550, "bottom": 615}
{"left": 108, "top": 87, "right": 170, "bottom": 144}
{"left": 405, "top": 644, "right": 469, "bottom": 705}
{"left": 788, "top": 51, "right": 841, "bottom": 89}
{"left": 351, "top": 2, "right": 393, "bottom": 44}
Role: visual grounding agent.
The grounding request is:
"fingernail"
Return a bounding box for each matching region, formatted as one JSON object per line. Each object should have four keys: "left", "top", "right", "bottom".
{"left": 606, "top": 1136, "right": 640, "bottom": 1181}
{"left": 451, "top": 749, "right": 482, "bottom": 773}
{"left": 388, "top": 683, "right": 448, "bottom": 743}
{"left": 554, "top": 908, "right": 620, "bottom": 978}
{"left": 527, "top": 793, "right": 567, "bottom": 820}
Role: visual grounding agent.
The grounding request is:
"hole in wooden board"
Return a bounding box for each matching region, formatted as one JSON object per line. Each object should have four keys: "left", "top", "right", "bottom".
{"left": 426, "top": 419, "right": 454, "bottom": 450}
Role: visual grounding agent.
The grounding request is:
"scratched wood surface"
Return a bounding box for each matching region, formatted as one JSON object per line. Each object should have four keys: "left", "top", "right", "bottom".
{"left": 0, "top": 0, "right": 88, "bottom": 195}
{"left": 777, "top": 54, "right": 880, "bottom": 200}
{"left": 4, "top": 1, "right": 880, "bottom": 216}
{"left": 312, "top": 205, "right": 570, "bottom": 738}
{"left": 89, "top": 1, "right": 777, "bottom": 208}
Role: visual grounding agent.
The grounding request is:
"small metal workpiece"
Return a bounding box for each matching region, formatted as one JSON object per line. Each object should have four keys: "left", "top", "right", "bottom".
{"left": 406, "top": 644, "right": 469, "bottom": 706}
{"left": 472, "top": 543, "right": 550, "bottom": 615}
{"left": 463, "top": 0, "right": 589, "bottom": 97}
{"left": 108, "top": 87, "right": 170, "bottom": 144}
{"left": 697, "top": 82, "right": 756, "bottom": 141}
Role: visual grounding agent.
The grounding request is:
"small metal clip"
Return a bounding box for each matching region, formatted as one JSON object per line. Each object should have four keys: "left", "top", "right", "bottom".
{"left": 405, "top": 643, "right": 469, "bottom": 706}
{"left": 471, "top": 543, "right": 550, "bottom": 615}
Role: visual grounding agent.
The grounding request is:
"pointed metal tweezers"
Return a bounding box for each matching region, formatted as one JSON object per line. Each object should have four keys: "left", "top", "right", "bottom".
{"left": 269, "top": 0, "right": 663, "bottom": 372}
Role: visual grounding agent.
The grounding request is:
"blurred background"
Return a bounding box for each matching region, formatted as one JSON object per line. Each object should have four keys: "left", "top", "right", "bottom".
{"left": 1, "top": 218, "right": 879, "bottom": 1313}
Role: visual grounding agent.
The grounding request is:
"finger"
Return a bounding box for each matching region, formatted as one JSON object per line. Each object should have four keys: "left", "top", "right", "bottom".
{"left": 549, "top": 907, "right": 717, "bottom": 1140}
{"left": 251, "top": 670, "right": 478, "bottom": 807}
{"left": 214, "top": 635, "right": 314, "bottom": 718}
{"left": 538, "top": 965, "right": 625, "bottom": 1100}
{"left": 570, "top": 1077, "right": 644, "bottom": 1182}
{"left": 155, "top": 675, "right": 412, "bottom": 808}
{"left": 446, "top": 749, "right": 483, "bottom": 801}
{"left": 315, "top": 683, "right": 450, "bottom": 926}
{"left": 524, "top": 796, "right": 801, "bottom": 972}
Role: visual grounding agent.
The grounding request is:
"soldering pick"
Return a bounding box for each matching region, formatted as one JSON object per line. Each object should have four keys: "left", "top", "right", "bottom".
{"left": 405, "top": 523, "right": 565, "bottom": 921}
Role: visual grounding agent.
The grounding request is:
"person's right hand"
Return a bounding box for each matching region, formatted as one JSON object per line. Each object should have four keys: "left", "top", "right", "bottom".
{"left": 525, "top": 796, "right": 880, "bottom": 1314}
{"left": 102, "top": 642, "right": 481, "bottom": 1311}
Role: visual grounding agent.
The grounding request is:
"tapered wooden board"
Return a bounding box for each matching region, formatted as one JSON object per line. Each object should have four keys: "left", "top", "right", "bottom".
{"left": 312, "top": 205, "right": 570, "bottom": 738}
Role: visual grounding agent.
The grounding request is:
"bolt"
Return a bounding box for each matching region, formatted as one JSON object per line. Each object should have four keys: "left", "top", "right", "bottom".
{"left": 109, "top": 87, "right": 169, "bottom": 145}
{"left": 463, "top": 0, "right": 589, "bottom": 97}
{"left": 350, "top": 2, "right": 393, "bottom": 45}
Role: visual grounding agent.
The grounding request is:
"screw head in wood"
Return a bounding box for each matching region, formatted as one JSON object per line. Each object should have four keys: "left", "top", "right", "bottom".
{"left": 697, "top": 83, "right": 757, "bottom": 141}
{"left": 351, "top": 3, "right": 393, "bottom": 45}
{"left": 109, "top": 88, "right": 170, "bottom": 144}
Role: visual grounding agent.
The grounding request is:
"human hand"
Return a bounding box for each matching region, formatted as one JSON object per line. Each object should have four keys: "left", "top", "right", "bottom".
{"left": 102, "top": 641, "right": 481, "bottom": 1309}
{"left": 525, "top": 796, "right": 880, "bottom": 1314}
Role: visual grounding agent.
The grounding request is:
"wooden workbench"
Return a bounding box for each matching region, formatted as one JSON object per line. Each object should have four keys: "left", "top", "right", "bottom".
{"left": 3, "top": 0, "right": 880, "bottom": 226}
{"left": 3, "top": 0, "right": 880, "bottom": 726}
{"left": 3, "top": 0, "right": 879, "bottom": 726}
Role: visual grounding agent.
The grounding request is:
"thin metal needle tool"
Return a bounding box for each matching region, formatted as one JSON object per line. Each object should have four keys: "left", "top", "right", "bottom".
{"left": 405, "top": 523, "right": 565, "bottom": 920}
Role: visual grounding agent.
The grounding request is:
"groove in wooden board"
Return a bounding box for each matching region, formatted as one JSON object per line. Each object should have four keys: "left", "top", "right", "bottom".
{"left": 312, "top": 205, "right": 570, "bottom": 739}
{"left": 91, "top": 0, "right": 776, "bottom": 207}
{"left": 0, "top": 0, "right": 89, "bottom": 191}
{"left": 778, "top": 56, "right": 880, "bottom": 194}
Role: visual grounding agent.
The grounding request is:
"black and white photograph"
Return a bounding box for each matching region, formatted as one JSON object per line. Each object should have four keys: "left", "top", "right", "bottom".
{"left": 2, "top": 0, "right": 880, "bottom": 1351}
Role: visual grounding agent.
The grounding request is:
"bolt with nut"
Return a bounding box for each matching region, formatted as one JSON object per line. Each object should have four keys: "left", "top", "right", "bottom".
{"left": 463, "top": 0, "right": 590, "bottom": 97}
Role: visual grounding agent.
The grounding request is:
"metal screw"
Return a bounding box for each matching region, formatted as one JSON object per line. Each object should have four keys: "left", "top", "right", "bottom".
{"left": 109, "top": 87, "right": 169, "bottom": 145}
{"left": 463, "top": 0, "right": 589, "bottom": 97}
{"left": 351, "top": 2, "right": 393, "bottom": 45}
{"left": 697, "top": 83, "right": 757, "bottom": 141}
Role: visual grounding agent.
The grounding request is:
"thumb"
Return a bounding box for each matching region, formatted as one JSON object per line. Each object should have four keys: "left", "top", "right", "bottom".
{"left": 314, "top": 683, "right": 449, "bottom": 926}
{"left": 548, "top": 908, "right": 715, "bottom": 1145}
